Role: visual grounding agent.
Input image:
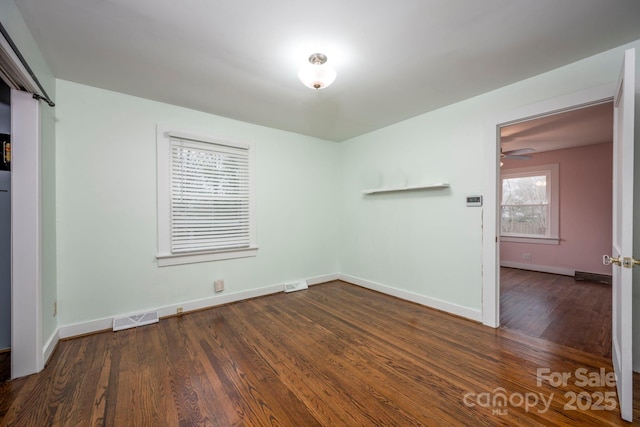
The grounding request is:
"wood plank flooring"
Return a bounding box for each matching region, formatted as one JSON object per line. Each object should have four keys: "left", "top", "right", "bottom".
{"left": 500, "top": 268, "right": 612, "bottom": 358}
{"left": 0, "top": 352, "right": 8, "bottom": 383}
{"left": 1, "top": 281, "right": 639, "bottom": 426}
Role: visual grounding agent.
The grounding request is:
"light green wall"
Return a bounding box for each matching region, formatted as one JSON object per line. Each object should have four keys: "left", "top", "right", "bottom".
{"left": 8, "top": 0, "right": 640, "bottom": 370}
{"left": 340, "top": 104, "right": 485, "bottom": 309}
{"left": 55, "top": 80, "right": 340, "bottom": 325}
{"left": 339, "top": 39, "right": 640, "bottom": 364}
{"left": 0, "top": 0, "right": 57, "bottom": 348}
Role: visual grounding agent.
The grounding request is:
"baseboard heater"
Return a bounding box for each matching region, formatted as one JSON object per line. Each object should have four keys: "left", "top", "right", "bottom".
{"left": 113, "top": 310, "right": 159, "bottom": 331}
{"left": 284, "top": 280, "right": 308, "bottom": 293}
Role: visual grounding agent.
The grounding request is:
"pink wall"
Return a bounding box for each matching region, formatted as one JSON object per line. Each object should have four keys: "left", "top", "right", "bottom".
{"left": 500, "top": 142, "right": 612, "bottom": 275}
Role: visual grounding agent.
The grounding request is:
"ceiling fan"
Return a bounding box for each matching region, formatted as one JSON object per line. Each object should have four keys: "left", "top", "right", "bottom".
{"left": 501, "top": 147, "right": 534, "bottom": 160}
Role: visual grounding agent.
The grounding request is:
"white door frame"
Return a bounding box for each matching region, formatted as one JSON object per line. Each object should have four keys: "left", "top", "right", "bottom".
{"left": 482, "top": 84, "right": 616, "bottom": 328}
{"left": 10, "top": 89, "right": 43, "bottom": 378}
{"left": 609, "top": 47, "right": 635, "bottom": 422}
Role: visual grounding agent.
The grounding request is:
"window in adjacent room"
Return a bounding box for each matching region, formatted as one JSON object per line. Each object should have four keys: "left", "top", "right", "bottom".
{"left": 500, "top": 164, "right": 559, "bottom": 244}
{"left": 156, "top": 126, "right": 257, "bottom": 266}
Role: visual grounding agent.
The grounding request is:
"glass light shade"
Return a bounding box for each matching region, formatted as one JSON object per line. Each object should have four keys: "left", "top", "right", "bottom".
{"left": 298, "top": 63, "right": 337, "bottom": 90}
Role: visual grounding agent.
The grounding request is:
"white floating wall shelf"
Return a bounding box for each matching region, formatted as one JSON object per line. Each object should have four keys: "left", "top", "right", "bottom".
{"left": 362, "top": 183, "right": 450, "bottom": 195}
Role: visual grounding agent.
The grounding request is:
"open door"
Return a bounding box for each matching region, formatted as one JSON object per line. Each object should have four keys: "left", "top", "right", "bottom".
{"left": 603, "top": 47, "right": 635, "bottom": 422}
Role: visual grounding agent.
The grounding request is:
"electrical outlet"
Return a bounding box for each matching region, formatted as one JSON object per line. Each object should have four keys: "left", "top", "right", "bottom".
{"left": 177, "top": 307, "right": 183, "bottom": 315}
{"left": 214, "top": 279, "right": 224, "bottom": 293}
{"left": 522, "top": 253, "right": 531, "bottom": 261}
{"left": 53, "top": 301, "right": 57, "bottom": 317}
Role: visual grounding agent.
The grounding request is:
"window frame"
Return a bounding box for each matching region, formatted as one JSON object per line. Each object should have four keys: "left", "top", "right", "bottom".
{"left": 500, "top": 163, "right": 559, "bottom": 245}
{"left": 156, "top": 125, "right": 257, "bottom": 266}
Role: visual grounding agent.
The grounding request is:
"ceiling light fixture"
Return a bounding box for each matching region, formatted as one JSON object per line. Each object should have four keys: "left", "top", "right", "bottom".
{"left": 298, "top": 53, "right": 336, "bottom": 90}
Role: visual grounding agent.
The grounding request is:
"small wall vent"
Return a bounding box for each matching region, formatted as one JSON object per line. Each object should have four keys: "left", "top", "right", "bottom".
{"left": 113, "top": 310, "right": 159, "bottom": 331}
{"left": 284, "top": 280, "right": 308, "bottom": 293}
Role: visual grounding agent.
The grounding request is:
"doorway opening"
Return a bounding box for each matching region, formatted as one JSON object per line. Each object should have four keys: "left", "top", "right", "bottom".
{"left": 495, "top": 101, "right": 614, "bottom": 358}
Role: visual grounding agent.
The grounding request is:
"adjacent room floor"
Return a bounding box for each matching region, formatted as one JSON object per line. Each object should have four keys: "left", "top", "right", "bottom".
{"left": 500, "top": 267, "right": 612, "bottom": 359}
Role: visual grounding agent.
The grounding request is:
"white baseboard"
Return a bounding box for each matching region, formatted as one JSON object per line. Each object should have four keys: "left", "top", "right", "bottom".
{"left": 56, "top": 272, "right": 480, "bottom": 346}
{"left": 43, "top": 329, "right": 60, "bottom": 365}
{"left": 57, "top": 273, "right": 339, "bottom": 340}
{"left": 337, "top": 274, "right": 482, "bottom": 322}
{"left": 58, "top": 317, "right": 112, "bottom": 339}
{"left": 500, "top": 261, "right": 575, "bottom": 277}
{"left": 307, "top": 273, "right": 340, "bottom": 285}
{"left": 44, "top": 270, "right": 640, "bottom": 376}
{"left": 156, "top": 284, "right": 284, "bottom": 319}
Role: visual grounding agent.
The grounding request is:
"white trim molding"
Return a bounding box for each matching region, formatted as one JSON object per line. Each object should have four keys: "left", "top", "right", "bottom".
{"left": 338, "top": 274, "right": 482, "bottom": 322}
{"left": 10, "top": 90, "right": 43, "bottom": 378}
{"left": 500, "top": 236, "right": 559, "bottom": 245}
{"left": 157, "top": 247, "right": 258, "bottom": 267}
{"left": 307, "top": 273, "right": 340, "bottom": 285}
{"left": 500, "top": 261, "right": 575, "bottom": 277}
{"left": 500, "top": 163, "right": 559, "bottom": 241}
{"left": 43, "top": 329, "right": 60, "bottom": 365}
{"left": 483, "top": 83, "right": 615, "bottom": 328}
{"left": 57, "top": 273, "right": 340, "bottom": 340}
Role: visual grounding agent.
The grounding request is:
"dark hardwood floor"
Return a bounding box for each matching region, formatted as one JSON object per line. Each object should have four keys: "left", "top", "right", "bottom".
{"left": 1, "top": 281, "right": 639, "bottom": 426}
{"left": 500, "top": 267, "right": 612, "bottom": 358}
{"left": 0, "top": 351, "right": 8, "bottom": 383}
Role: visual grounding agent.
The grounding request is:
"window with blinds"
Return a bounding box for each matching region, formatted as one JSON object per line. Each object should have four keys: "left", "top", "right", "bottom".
{"left": 157, "top": 127, "right": 257, "bottom": 266}
{"left": 171, "top": 137, "right": 250, "bottom": 253}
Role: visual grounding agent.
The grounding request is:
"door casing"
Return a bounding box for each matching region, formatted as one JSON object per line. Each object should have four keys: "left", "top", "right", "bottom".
{"left": 10, "top": 90, "right": 43, "bottom": 378}
{"left": 482, "top": 84, "right": 616, "bottom": 328}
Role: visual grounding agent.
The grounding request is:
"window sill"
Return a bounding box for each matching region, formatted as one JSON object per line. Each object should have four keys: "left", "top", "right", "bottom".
{"left": 500, "top": 236, "right": 560, "bottom": 245}
{"left": 157, "top": 247, "right": 258, "bottom": 267}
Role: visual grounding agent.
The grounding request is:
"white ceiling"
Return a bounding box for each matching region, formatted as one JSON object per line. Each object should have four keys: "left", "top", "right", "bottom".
{"left": 14, "top": 0, "right": 640, "bottom": 141}
{"left": 501, "top": 101, "right": 614, "bottom": 154}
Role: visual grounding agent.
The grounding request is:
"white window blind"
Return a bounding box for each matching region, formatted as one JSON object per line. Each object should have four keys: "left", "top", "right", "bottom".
{"left": 170, "top": 136, "right": 250, "bottom": 254}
